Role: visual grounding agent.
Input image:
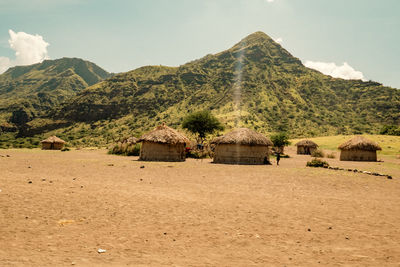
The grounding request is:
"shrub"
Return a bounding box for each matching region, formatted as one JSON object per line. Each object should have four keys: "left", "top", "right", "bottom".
{"left": 61, "top": 147, "right": 70, "bottom": 152}
{"left": 186, "top": 150, "right": 208, "bottom": 159}
{"left": 306, "top": 158, "right": 329, "bottom": 168}
{"left": 126, "top": 143, "right": 141, "bottom": 156}
{"left": 326, "top": 152, "right": 336, "bottom": 158}
{"left": 186, "top": 145, "right": 212, "bottom": 159}
{"left": 311, "top": 149, "right": 325, "bottom": 158}
{"left": 108, "top": 142, "right": 140, "bottom": 156}
{"left": 32, "top": 140, "right": 40, "bottom": 146}
{"left": 380, "top": 125, "right": 400, "bottom": 136}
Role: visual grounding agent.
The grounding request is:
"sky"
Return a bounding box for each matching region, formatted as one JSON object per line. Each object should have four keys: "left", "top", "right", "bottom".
{"left": 0, "top": 0, "right": 399, "bottom": 88}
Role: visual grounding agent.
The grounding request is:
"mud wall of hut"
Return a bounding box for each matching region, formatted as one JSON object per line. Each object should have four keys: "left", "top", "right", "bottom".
{"left": 297, "top": 146, "right": 317, "bottom": 155}
{"left": 139, "top": 141, "right": 185, "bottom": 162}
{"left": 213, "top": 144, "right": 270, "bottom": 165}
{"left": 41, "top": 143, "right": 64, "bottom": 150}
{"left": 339, "top": 150, "right": 377, "bottom": 161}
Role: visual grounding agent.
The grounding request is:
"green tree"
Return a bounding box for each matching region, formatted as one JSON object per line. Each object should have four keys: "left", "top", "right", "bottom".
{"left": 182, "top": 110, "right": 224, "bottom": 143}
{"left": 270, "top": 132, "right": 291, "bottom": 153}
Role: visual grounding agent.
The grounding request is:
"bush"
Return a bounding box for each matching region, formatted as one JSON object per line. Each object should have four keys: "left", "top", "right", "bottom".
{"left": 61, "top": 147, "right": 70, "bottom": 152}
{"left": 380, "top": 125, "right": 400, "bottom": 136}
{"left": 306, "top": 158, "right": 329, "bottom": 168}
{"left": 186, "top": 145, "right": 212, "bottom": 159}
{"left": 311, "top": 149, "right": 325, "bottom": 158}
{"left": 126, "top": 143, "right": 141, "bottom": 156}
{"left": 108, "top": 143, "right": 141, "bottom": 156}
{"left": 186, "top": 150, "right": 208, "bottom": 159}
{"left": 326, "top": 152, "right": 336, "bottom": 158}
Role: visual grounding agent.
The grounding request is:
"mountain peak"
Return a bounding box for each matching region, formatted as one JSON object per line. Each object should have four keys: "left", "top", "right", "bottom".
{"left": 232, "top": 31, "right": 276, "bottom": 49}
{"left": 3, "top": 57, "right": 110, "bottom": 84}
{"left": 242, "top": 31, "right": 274, "bottom": 43}
{"left": 0, "top": 57, "right": 111, "bottom": 120}
{"left": 226, "top": 31, "right": 302, "bottom": 67}
{"left": 229, "top": 31, "right": 283, "bottom": 53}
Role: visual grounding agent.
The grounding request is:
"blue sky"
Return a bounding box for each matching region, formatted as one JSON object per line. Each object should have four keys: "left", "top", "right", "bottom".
{"left": 0, "top": 0, "right": 399, "bottom": 88}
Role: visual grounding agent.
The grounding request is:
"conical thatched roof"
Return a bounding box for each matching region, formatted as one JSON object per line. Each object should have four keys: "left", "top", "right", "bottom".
{"left": 41, "top": 136, "right": 66, "bottom": 144}
{"left": 211, "top": 128, "right": 273, "bottom": 146}
{"left": 138, "top": 124, "right": 189, "bottom": 144}
{"left": 295, "top": 139, "right": 318, "bottom": 148}
{"left": 338, "top": 136, "right": 382, "bottom": 151}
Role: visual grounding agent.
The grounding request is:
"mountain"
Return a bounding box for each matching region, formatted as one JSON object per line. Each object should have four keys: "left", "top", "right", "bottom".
{"left": 58, "top": 32, "right": 307, "bottom": 123}
{"left": 54, "top": 32, "right": 399, "bottom": 134}
{"left": 1, "top": 32, "right": 400, "bottom": 147}
{"left": 0, "top": 57, "right": 111, "bottom": 129}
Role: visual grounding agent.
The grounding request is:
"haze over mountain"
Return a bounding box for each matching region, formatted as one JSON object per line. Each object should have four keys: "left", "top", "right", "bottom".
{"left": 1, "top": 32, "right": 399, "bottom": 147}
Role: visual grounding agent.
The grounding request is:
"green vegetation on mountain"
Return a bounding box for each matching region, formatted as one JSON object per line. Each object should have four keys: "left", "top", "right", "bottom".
{"left": 380, "top": 125, "right": 400, "bottom": 136}
{"left": 0, "top": 57, "right": 110, "bottom": 129}
{"left": 1, "top": 31, "right": 399, "bottom": 148}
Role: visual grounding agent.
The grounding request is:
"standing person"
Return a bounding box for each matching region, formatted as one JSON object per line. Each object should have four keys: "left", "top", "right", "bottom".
{"left": 276, "top": 152, "right": 281, "bottom": 166}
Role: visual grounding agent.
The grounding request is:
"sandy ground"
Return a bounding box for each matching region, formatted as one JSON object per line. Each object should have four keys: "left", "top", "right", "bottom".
{"left": 0, "top": 147, "right": 399, "bottom": 266}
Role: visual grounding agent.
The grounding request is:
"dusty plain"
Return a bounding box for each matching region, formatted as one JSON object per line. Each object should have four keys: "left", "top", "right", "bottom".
{"left": 0, "top": 147, "right": 399, "bottom": 266}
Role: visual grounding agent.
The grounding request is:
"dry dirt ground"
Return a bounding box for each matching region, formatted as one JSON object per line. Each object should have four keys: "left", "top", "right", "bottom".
{"left": 0, "top": 147, "right": 399, "bottom": 266}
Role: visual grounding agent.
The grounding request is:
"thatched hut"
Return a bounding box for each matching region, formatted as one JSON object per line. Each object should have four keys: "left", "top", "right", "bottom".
{"left": 338, "top": 136, "right": 382, "bottom": 161}
{"left": 138, "top": 124, "right": 189, "bottom": 162}
{"left": 295, "top": 139, "right": 318, "bottom": 155}
{"left": 211, "top": 128, "right": 273, "bottom": 165}
{"left": 41, "top": 136, "right": 66, "bottom": 150}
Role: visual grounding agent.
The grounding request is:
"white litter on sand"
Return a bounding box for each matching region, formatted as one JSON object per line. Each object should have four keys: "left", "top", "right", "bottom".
{"left": 97, "top": 248, "right": 106, "bottom": 254}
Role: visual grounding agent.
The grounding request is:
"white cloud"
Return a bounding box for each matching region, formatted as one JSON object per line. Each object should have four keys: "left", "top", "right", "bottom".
{"left": 304, "top": 61, "right": 365, "bottom": 80}
{"left": 0, "top": 29, "right": 49, "bottom": 74}
{"left": 274, "top": 37, "right": 283, "bottom": 44}
{"left": 266, "top": 0, "right": 275, "bottom": 2}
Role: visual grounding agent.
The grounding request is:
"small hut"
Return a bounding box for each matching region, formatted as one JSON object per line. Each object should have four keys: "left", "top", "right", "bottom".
{"left": 338, "top": 136, "right": 382, "bottom": 161}
{"left": 211, "top": 128, "right": 273, "bottom": 165}
{"left": 41, "top": 136, "right": 66, "bottom": 150}
{"left": 295, "top": 139, "right": 318, "bottom": 155}
{"left": 138, "top": 124, "right": 189, "bottom": 162}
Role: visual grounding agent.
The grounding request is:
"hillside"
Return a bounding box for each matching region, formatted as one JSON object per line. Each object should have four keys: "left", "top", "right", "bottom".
{"left": 1, "top": 32, "right": 400, "bottom": 148}
{"left": 53, "top": 32, "right": 400, "bottom": 138}
{"left": 0, "top": 57, "right": 111, "bottom": 130}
